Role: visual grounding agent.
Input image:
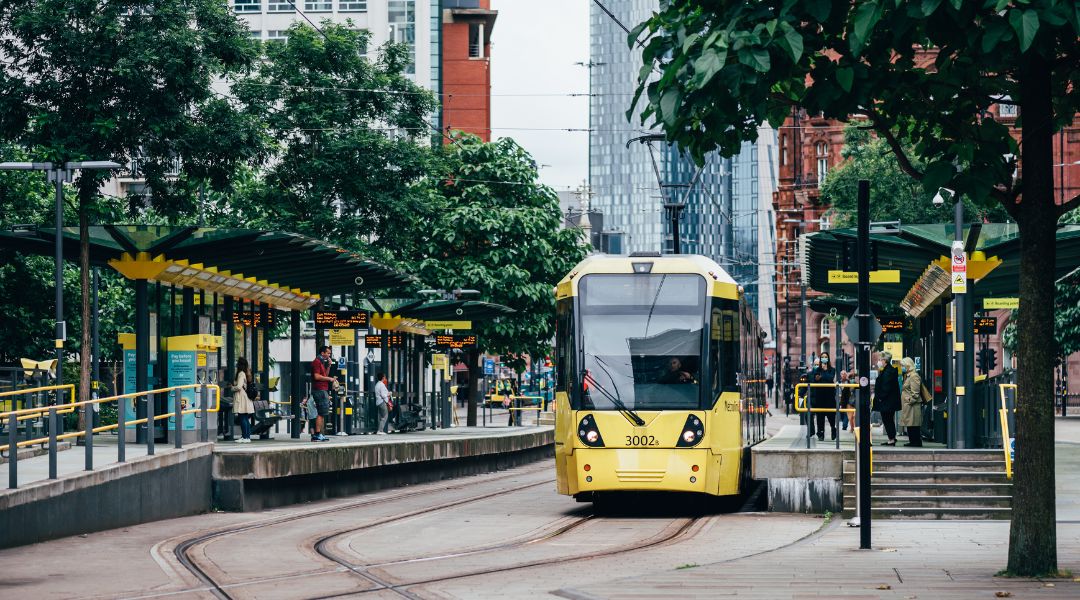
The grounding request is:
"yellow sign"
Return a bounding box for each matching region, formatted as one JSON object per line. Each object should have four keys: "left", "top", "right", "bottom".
{"left": 883, "top": 342, "right": 903, "bottom": 363}
{"left": 827, "top": 270, "right": 901, "bottom": 284}
{"left": 424, "top": 320, "right": 472, "bottom": 330}
{"left": 196, "top": 353, "right": 207, "bottom": 367}
{"left": 329, "top": 329, "right": 355, "bottom": 346}
{"left": 984, "top": 297, "right": 1019, "bottom": 310}
{"left": 432, "top": 354, "right": 448, "bottom": 370}
{"left": 951, "top": 271, "right": 967, "bottom": 294}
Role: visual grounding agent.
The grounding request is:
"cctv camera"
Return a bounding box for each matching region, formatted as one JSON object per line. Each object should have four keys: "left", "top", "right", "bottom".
{"left": 932, "top": 193, "right": 945, "bottom": 206}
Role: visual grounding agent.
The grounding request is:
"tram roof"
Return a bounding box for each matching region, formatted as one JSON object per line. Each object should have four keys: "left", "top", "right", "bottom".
{"left": 0, "top": 225, "right": 414, "bottom": 310}
{"left": 804, "top": 223, "right": 1080, "bottom": 315}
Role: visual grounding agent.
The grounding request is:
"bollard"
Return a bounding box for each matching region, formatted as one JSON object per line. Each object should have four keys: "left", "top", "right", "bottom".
{"left": 8, "top": 413, "right": 18, "bottom": 488}
{"left": 85, "top": 396, "right": 94, "bottom": 471}
{"left": 117, "top": 397, "right": 126, "bottom": 463}
{"left": 48, "top": 406, "right": 57, "bottom": 479}
{"left": 199, "top": 384, "right": 208, "bottom": 443}
{"left": 146, "top": 393, "right": 155, "bottom": 456}
{"left": 174, "top": 389, "right": 183, "bottom": 449}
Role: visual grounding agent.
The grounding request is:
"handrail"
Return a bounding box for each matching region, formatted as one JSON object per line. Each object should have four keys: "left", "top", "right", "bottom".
{"left": 998, "top": 383, "right": 1017, "bottom": 479}
{"left": 0, "top": 384, "right": 77, "bottom": 422}
{"left": 2, "top": 384, "right": 219, "bottom": 455}
{"left": 793, "top": 382, "right": 859, "bottom": 449}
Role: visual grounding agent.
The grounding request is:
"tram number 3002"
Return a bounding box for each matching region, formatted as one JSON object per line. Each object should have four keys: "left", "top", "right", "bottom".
{"left": 625, "top": 435, "right": 659, "bottom": 447}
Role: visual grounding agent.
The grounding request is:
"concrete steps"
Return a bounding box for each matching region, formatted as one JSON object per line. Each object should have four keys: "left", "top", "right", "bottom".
{"left": 842, "top": 449, "right": 1012, "bottom": 520}
{"left": 538, "top": 411, "right": 555, "bottom": 426}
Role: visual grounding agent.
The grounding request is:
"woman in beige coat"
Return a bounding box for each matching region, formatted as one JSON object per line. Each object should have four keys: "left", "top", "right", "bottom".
{"left": 899, "top": 357, "right": 926, "bottom": 447}
{"left": 233, "top": 357, "right": 256, "bottom": 443}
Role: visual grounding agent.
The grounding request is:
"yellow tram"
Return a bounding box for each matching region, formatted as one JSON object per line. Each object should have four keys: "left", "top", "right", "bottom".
{"left": 553, "top": 253, "right": 767, "bottom": 501}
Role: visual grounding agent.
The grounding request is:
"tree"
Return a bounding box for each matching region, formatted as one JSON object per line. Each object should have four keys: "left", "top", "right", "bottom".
{"left": 0, "top": 0, "right": 258, "bottom": 412}
{"left": 821, "top": 125, "right": 1009, "bottom": 226}
{"left": 630, "top": 1, "right": 1078, "bottom": 575}
{"left": 231, "top": 22, "right": 440, "bottom": 263}
{"left": 415, "top": 135, "right": 588, "bottom": 425}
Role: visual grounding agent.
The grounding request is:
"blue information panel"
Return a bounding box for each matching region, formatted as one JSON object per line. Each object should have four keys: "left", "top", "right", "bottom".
{"left": 167, "top": 350, "right": 198, "bottom": 430}
{"left": 483, "top": 358, "right": 495, "bottom": 375}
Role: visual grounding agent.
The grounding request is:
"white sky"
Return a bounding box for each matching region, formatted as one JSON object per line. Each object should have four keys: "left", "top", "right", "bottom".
{"left": 489, "top": 0, "right": 589, "bottom": 192}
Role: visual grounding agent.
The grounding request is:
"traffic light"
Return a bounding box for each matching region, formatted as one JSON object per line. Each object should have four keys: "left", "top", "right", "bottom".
{"left": 869, "top": 240, "right": 879, "bottom": 271}
{"left": 842, "top": 239, "right": 857, "bottom": 271}
{"left": 976, "top": 348, "right": 986, "bottom": 372}
{"left": 987, "top": 348, "right": 998, "bottom": 371}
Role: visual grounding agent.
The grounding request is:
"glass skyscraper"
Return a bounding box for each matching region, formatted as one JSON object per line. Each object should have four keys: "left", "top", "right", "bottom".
{"left": 588, "top": 2, "right": 778, "bottom": 342}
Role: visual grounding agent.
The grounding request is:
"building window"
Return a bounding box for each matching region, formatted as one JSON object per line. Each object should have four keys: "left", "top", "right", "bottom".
{"left": 468, "top": 23, "right": 484, "bottom": 58}
{"left": 234, "top": 0, "right": 261, "bottom": 13}
{"left": 820, "top": 317, "right": 830, "bottom": 338}
{"left": 999, "top": 103, "right": 1018, "bottom": 118}
{"left": 267, "top": 0, "right": 293, "bottom": 13}
{"left": 816, "top": 142, "right": 829, "bottom": 187}
{"left": 248, "top": 30, "right": 262, "bottom": 40}
{"left": 388, "top": 0, "right": 415, "bottom": 74}
{"left": 304, "top": 1, "right": 331, "bottom": 11}
{"left": 780, "top": 134, "right": 787, "bottom": 166}
{"left": 820, "top": 215, "right": 831, "bottom": 230}
{"left": 267, "top": 30, "right": 288, "bottom": 43}
{"left": 340, "top": 0, "right": 367, "bottom": 11}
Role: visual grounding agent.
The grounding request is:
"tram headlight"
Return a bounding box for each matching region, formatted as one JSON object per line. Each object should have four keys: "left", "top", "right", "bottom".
{"left": 675, "top": 414, "right": 704, "bottom": 447}
{"left": 577, "top": 414, "right": 605, "bottom": 447}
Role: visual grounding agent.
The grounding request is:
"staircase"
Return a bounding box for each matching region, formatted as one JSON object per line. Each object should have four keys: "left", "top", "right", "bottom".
{"left": 538, "top": 411, "right": 555, "bottom": 426}
{"left": 842, "top": 449, "right": 1012, "bottom": 520}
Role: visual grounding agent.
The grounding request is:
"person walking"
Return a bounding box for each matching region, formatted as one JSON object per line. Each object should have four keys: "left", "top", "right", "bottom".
{"left": 310, "top": 345, "right": 335, "bottom": 442}
{"left": 874, "top": 352, "right": 902, "bottom": 446}
{"left": 232, "top": 357, "right": 255, "bottom": 443}
{"left": 374, "top": 372, "right": 391, "bottom": 434}
{"left": 810, "top": 352, "right": 837, "bottom": 441}
{"left": 900, "top": 357, "right": 929, "bottom": 447}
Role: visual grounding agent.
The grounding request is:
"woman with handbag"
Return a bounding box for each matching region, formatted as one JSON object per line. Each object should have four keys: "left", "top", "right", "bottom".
{"left": 217, "top": 367, "right": 235, "bottom": 441}
{"left": 233, "top": 357, "right": 256, "bottom": 443}
{"left": 900, "top": 357, "right": 928, "bottom": 447}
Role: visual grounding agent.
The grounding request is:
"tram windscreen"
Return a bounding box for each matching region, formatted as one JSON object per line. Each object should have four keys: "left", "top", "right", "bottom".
{"left": 578, "top": 274, "right": 705, "bottom": 411}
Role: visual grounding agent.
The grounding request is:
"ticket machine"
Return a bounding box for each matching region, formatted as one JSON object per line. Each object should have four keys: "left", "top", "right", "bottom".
{"left": 162, "top": 333, "right": 221, "bottom": 442}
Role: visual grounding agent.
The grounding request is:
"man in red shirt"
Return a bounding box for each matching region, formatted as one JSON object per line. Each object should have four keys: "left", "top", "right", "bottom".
{"left": 310, "top": 345, "right": 336, "bottom": 442}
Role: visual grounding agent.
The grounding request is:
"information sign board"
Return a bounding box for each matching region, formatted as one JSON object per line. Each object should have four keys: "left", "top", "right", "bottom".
{"left": 879, "top": 317, "right": 906, "bottom": 333}
{"left": 951, "top": 241, "right": 967, "bottom": 294}
{"left": 973, "top": 316, "right": 998, "bottom": 335}
{"left": 363, "top": 334, "right": 404, "bottom": 348}
{"left": 314, "top": 310, "right": 368, "bottom": 329}
{"left": 229, "top": 309, "right": 276, "bottom": 327}
{"left": 435, "top": 334, "right": 477, "bottom": 349}
{"left": 329, "top": 329, "right": 355, "bottom": 346}
{"left": 984, "top": 298, "right": 1019, "bottom": 310}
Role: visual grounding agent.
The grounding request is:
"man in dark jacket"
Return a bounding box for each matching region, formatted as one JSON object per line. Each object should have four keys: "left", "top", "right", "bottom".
{"left": 874, "top": 351, "right": 902, "bottom": 445}
{"left": 811, "top": 352, "right": 837, "bottom": 441}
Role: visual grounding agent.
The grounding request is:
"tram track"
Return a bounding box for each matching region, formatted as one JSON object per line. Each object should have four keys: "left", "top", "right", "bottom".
{"left": 309, "top": 515, "right": 707, "bottom": 599}
{"left": 157, "top": 464, "right": 554, "bottom": 600}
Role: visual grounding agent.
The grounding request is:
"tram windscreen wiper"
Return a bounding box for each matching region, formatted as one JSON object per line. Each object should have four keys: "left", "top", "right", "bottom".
{"left": 582, "top": 363, "right": 645, "bottom": 426}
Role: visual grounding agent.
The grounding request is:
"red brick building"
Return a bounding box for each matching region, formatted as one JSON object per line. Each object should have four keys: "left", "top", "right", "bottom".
{"left": 773, "top": 103, "right": 1080, "bottom": 389}
{"left": 441, "top": 2, "right": 496, "bottom": 142}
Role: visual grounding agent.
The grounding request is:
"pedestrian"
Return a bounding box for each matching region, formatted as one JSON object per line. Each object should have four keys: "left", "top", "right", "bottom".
{"left": 310, "top": 345, "right": 336, "bottom": 442}
{"left": 217, "top": 367, "right": 234, "bottom": 441}
{"left": 374, "top": 372, "right": 391, "bottom": 434}
{"left": 900, "top": 357, "right": 930, "bottom": 447}
{"left": 811, "top": 352, "right": 837, "bottom": 441}
{"left": 838, "top": 370, "right": 852, "bottom": 432}
{"left": 796, "top": 372, "right": 810, "bottom": 427}
{"left": 874, "top": 352, "right": 902, "bottom": 446}
{"left": 232, "top": 357, "right": 255, "bottom": 443}
{"left": 505, "top": 379, "right": 521, "bottom": 426}
{"left": 457, "top": 375, "right": 469, "bottom": 408}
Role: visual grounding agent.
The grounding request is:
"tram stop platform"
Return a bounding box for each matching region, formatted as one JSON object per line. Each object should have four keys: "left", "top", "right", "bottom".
{"left": 0, "top": 422, "right": 553, "bottom": 549}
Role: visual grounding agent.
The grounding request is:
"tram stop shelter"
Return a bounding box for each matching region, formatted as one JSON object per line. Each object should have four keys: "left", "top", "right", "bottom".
{"left": 0, "top": 224, "right": 414, "bottom": 440}
{"left": 803, "top": 222, "right": 1080, "bottom": 448}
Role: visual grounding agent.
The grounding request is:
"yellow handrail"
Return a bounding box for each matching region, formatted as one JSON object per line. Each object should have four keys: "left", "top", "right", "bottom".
{"left": 0, "top": 383, "right": 220, "bottom": 453}
{"left": 793, "top": 383, "right": 859, "bottom": 413}
{"left": 998, "top": 383, "right": 1017, "bottom": 479}
{"left": 0, "top": 384, "right": 77, "bottom": 422}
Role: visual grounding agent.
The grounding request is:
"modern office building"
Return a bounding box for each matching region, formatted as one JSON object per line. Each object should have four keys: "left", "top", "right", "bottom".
{"left": 588, "top": 1, "right": 778, "bottom": 344}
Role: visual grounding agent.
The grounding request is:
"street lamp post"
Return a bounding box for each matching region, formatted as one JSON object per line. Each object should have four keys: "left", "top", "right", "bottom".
{"left": 0, "top": 160, "right": 121, "bottom": 423}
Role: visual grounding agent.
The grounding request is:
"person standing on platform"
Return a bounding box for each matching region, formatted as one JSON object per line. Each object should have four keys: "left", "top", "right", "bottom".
{"left": 232, "top": 357, "right": 255, "bottom": 443}
{"left": 374, "top": 372, "right": 391, "bottom": 434}
{"left": 217, "top": 367, "right": 235, "bottom": 441}
{"left": 900, "top": 357, "right": 928, "bottom": 447}
{"left": 310, "top": 345, "right": 335, "bottom": 442}
{"left": 811, "top": 352, "right": 837, "bottom": 441}
{"left": 874, "top": 352, "right": 902, "bottom": 446}
{"left": 838, "top": 370, "right": 853, "bottom": 432}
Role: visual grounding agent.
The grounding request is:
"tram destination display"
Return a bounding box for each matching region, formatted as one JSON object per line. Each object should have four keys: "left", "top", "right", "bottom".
{"left": 228, "top": 309, "right": 276, "bottom": 327}
{"left": 435, "top": 334, "right": 477, "bottom": 349}
{"left": 364, "top": 334, "right": 404, "bottom": 348}
{"left": 314, "top": 310, "right": 368, "bottom": 329}
{"left": 973, "top": 316, "right": 998, "bottom": 335}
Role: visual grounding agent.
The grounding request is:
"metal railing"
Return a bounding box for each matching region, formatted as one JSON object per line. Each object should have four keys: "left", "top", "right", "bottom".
{"left": 793, "top": 382, "right": 858, "bottom": 449}
{"left": 998, "top": 383, "right": 1017, "bottom": 479}
{"left": 2, "top": 383, "right": 220, "bottom": 489}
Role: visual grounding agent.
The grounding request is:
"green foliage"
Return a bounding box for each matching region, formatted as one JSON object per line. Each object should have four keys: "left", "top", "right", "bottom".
{"left": 230, "top": 22, "right": 439, "bottom": 263}
{"left": 629, "top": 0, "right": 1079, "bottom": 208}
{"left": 821, "top": 125, "right": 1008, "bottom": 227}
{"left": 415, "top": 135, "right": 588, "bottom": 370}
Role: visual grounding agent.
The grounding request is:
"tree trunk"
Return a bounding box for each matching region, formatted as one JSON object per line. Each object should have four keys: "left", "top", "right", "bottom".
{"left": 467, "top": 347, "right": 478, "bottom": 427}
{"left": 1007, "top": 51, "right": 1057, "bottom": 577}
{"left": 77, "top": 178, "right": 94, "bottom": 432}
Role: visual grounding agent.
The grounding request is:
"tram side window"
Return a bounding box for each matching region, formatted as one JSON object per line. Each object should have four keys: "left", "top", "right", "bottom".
{"left": 709, "top": 300, "right": 740, "bottom": 400}
{"left": 555, "top": 298, "right": 573, "bottom": 394}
